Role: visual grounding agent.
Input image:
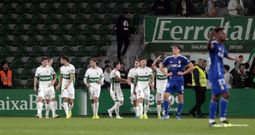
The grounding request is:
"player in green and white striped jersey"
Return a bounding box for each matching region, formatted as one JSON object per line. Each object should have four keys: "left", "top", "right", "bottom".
{"left": 34, "top": 57, "right": 56, "bottom": 119}
{"left": 84, "top": 58, "right": 104, "bottom": 119}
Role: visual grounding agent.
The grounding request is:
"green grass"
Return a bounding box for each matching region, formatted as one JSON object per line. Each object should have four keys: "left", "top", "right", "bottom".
{"left": 0, "top": 117, "right": 254, "bottom": 135}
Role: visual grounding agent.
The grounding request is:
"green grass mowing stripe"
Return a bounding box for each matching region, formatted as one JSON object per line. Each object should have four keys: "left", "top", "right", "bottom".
{"left": 0, "top": 117, "right": 254, "bottom": 135}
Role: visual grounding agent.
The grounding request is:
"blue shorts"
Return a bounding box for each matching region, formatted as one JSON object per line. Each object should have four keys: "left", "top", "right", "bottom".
{"left": 165, "top": 77, "right": 184, "bottom": 94}
{"left": 209, "top": 77, "right": 228, "bottom": 95}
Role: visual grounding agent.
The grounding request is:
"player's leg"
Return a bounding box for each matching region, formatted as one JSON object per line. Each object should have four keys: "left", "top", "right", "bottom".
{"left": 176, "top": 94, "right": 184, "bottom": 120}
{"left": 50, "top": 87, "right": 59, "bottom": 118}
{"left": 89, "top": 87, "right": 95, "bottom": 118}
{"left": 36, "top": 89, "right": 44, "bottom": 118}
{"left": 115, "top": 89, "right": 124, "bottom": 119}
{"left": 163, "top": 92, "right": 171, "bottom": 119}
{"left": 93, "top": 88, "right": 100, "bottom": 119}
{"left": 45, "top": 99, "right": 50, "bottom": 119}
{"left": 209, "top": 94, "right": 220, "bottom": 125}
{"left": 209, "top": 78, "right": 226, "bottom": 126}
{"left": 163, "top": 83, "right": 174, "bottom": 119}
{"left": 67, "top": 87, "right": 75, "bottom": 118}
{"left": 220, "top": 91, "right": 230, "bottom": 124}
{"left": 156, "top": 92, "right": 164, "bottom": 119}
{"left": 108, "top": 90, "right": 117, "bottom": 118}
{"left": 136, "top": 89, "right": 144, "bottom": 119}
{"left": 62, "top": 97, "right": 70, "bottom": 118}
{"left": 36, "top": 97, "right": 43, "bottom": 118}
{"left": 143, "top": 89, "right": 150, "bottom": 119}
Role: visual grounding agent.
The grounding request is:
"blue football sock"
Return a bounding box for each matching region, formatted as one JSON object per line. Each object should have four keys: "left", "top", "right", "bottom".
{"left": 209, "top": 100, "right": 218, "bottom": 119}
{"left": 177, "top": 103, "right": 183, "bottom": 116}
{"left": 220, "top": 98, "right": 228, "bottom": 118}
{"left": 164, "top": 100, "right": 169, "bottom": 116}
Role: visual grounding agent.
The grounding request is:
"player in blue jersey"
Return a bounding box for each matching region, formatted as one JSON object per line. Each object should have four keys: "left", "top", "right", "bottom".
{"left": 160, "top": 44, "right": 194, "bottom": 120}
{"left": 207, "top": 27, "right": 238, "bottom": 127}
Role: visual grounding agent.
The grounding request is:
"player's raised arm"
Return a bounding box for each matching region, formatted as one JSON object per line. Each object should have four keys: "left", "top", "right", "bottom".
{"left": 149, "top": 71, "right": 155, "bottom": 91}
{"left": 152, "top": 55, "right": 161, "bottom": 71}
{"left": 207, "top": 31, "right": 215, "bottom": 50}
{"left": 225, "top": 54, "right": 239, "bottom": 61}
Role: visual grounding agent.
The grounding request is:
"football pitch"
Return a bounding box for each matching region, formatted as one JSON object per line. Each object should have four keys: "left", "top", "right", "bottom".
{"left": 0, "top": 117, "right": 254, "bottom": 135}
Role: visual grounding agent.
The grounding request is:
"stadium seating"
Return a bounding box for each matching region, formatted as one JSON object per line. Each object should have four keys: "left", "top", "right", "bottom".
{"left": 0, "top": 0, "right": 152, "bottom": 88}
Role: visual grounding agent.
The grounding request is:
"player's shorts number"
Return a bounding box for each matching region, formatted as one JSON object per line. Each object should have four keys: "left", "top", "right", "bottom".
{"left": 218, "top": 78, "right": 226, "bottom": 91}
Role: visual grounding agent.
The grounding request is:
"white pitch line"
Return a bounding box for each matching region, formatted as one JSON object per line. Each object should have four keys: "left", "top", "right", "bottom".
{"left": 213, "top": 124, "right": 249, "bottom": 128}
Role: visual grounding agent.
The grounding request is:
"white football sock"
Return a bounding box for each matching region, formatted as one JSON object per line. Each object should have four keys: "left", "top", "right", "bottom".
{"left": 157, "top": 104, "right": 161, "bottom": 116}
{"left": 95, "top": 102, "right": 99, "bottom": 115}
{"left": 45, "top": 103, "right": 50, "bottom": 116}
{"left": 51, "top": 101, "right": 56, "bottom": 116}
{"left": 37, "top": 102, "right": 43, "bottom": 116}
{"left": 63, "top": 102, "right": 69, "bottom": 116}
{"left": 144, "top": 103, "right": 149, "bottom": 115}
{"left": 139, "top": 103, "right": 143, "bottom": 116}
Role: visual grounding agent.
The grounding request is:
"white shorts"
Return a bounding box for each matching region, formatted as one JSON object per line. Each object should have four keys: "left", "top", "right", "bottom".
{"left": 38, "top": 86, "right": 55, "bottom": 100}
{"left": 89, "top": 84, "right": 101, "bottom": 99}
{"left": 110, "top": 88, "right": 124, "bottom": 101}
{"left": 135, "top": 86, "right": 150, "bottom": 100}
{"left": 156, "top": 91, "right": 164, "bottom": 102}
{"left": 61, "top": 86, "right": 75, "bottom": 99}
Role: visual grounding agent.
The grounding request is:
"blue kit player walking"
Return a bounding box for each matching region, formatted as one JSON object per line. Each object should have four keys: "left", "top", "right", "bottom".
{"left": 207, "top": 28, "right": 238, "bottom": 127}
{"left": 160, "top": 45, "right": 194, "bottom": 120}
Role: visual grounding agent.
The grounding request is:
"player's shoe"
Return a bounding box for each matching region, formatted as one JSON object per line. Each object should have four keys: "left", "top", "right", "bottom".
{"left": 53, "top": 114, "right": 60, "bottom": 118}
{"left": 108, "top": 109, "right": 113, "bottom": 118}
{"left": 45, "top": 115, "right": 50, "bottom": 119}
{"left": 143, "top": 114, "right": 148, "bottom": 120}
{"left": 116, "top": 116, "right": 123, "bottom": 119}
{"left": 220, "top": 120, "right": 230, "bottom": 127}
{"left": 95, "top": 115, "right": 100, "bottom": 119}
{"left": 157, "top": 114, "right": 161, "bottom": 119}
{"left": 92, "top": 115, "right": 96, "bottom": 119}
{"left": 69, "top": 110, "right": 72, "bottom": 118}
{"left": 36, "top": 114, "right": 42, "bottom": 119}
{"left": 176, "top": 115, "right": 181, "bottom": 120}
{"left": 209, "top": 121, "right": 217, "bottom": 127}
{"left": 161, "top": 115, "right": 169, "bottom": 120}
{"left": 66, "top": 114, "right": 71, "bottom": 119}
{"left": 139, "top": 115, "right": 143, "bottom": 119}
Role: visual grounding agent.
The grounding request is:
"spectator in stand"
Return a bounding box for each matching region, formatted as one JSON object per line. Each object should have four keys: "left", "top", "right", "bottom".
{"left": 251, "top": 66, "right": 255, "bottom": 88}
{"left": 227, "top": 0, "right": 245, "bottom": 16}
{"left": 233, "top": 63, "right": 248, "bottom": 88}
{"left": 103, "top": 65, "right": 111, "bottom": 90}
{"left": 103, "top": 59, "right": 111, "bottom": 71}
{"left": 176, "top": 0, "right": 195, "bottom": 17}
{"left": 0, "top": 61, "right": 13, "bottom": 89}
{"left": 224, "top": 65, "right": 233, "bottom": 89}
{"left": 215, "top": 0, "right": 229, "bottom": 16}
{"left": 203, "top": 0, "right": 217, "bottom": 16}
{"left": 235, "top": 55, "right": 244, "bottom": 71}
{"left": 152, "top": 0, "right": 172, "bottom": 15}
{"left": 247, "top": 0, "right": 255, "bottom": 15}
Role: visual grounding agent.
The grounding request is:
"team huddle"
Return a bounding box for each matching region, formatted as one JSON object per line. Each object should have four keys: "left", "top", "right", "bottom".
{"left": 33, "top": 28, "right": 238, "bottom": 127}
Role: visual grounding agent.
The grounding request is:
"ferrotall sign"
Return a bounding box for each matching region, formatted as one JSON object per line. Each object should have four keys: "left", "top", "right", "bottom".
{"left": 145, "top": 16, "right": 255, "bottom": 52}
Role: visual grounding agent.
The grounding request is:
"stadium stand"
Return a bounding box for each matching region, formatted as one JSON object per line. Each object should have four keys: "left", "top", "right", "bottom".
{"left": 0, "top": 0, "right": 153, "bottom": 88}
